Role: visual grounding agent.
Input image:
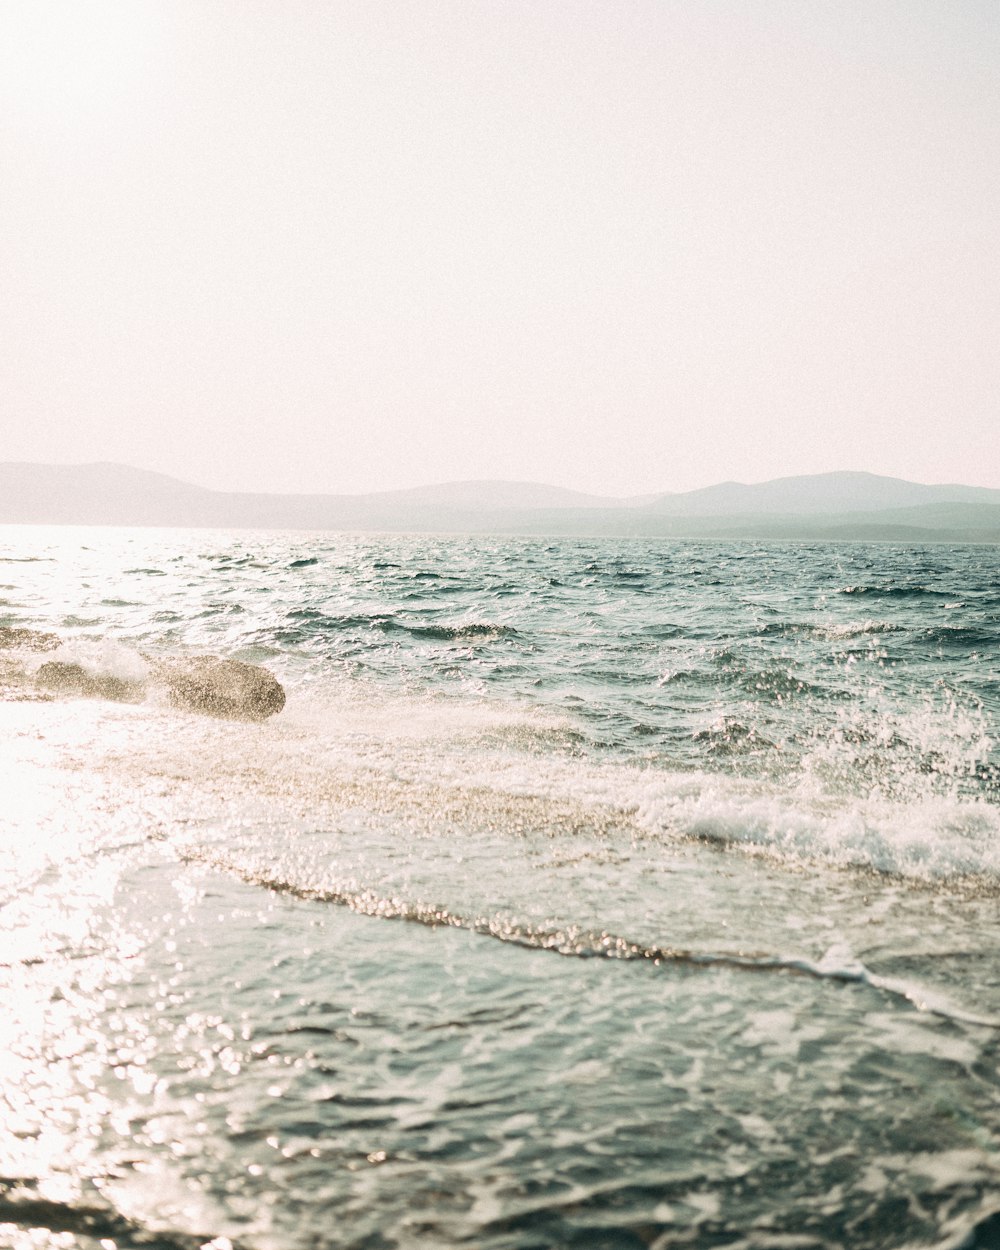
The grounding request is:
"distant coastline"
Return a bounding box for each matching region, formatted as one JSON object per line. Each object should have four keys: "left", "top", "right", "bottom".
{"left": 2, "top": 462, "right": 1000, "bottom": 543}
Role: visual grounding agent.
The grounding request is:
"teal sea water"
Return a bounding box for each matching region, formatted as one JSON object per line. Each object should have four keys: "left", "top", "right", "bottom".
{"left": 2, "top": 526, "right": 1000, "bottom": 1249}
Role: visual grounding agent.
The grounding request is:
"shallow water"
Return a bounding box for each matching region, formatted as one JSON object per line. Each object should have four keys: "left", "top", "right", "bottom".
{"left": 2, "top": 527, "right": 999, "bottom": 1248}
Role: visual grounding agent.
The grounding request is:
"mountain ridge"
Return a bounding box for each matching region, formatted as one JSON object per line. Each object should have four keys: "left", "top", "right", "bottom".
{"left": 645, "top": 470, "right": 1000, "bottom": 515}
{"left": 1, "top": 462, "right": 999, "bottom": 541}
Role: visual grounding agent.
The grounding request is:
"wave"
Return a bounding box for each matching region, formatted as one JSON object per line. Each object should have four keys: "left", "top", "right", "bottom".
{"left": 734, "top": 667, "right": 838, "bottom": 702}
{"left": 6, "top": 619, "right": 995, "bottom": 884}
{"left": 916, "top": 625, "right": 1000, "bottom": 650}
{"left": 283, "top": 607, "right": 387, "bottom": 628}
{"left": 393, "top": 622, "right": 519, "bottom": 642}
{"left": 838, "top": 584, "right": 953, "bottom": 599}
{"left": 632, "top": 774, "right": 1000, "bottom": 882}
{"left": 578, "top": 558, "right": 658, "bottom": 581}
{"left": 756, "top": 620, "right": 902, "bottom": 640}
{"left": 704, "top": 654, "right": 843, "bottom": 701}
{"left": 637, "top": 622, "right": 685, "bottom": 639}
{"left": 201, "top": 552, "right": 269, "bottom": 568}
{"left": 275, "top": 610, "right": 519, "bottom": 645}
{"left": 691, "top": 718, "right": 778, "bottom": 754}
{"left": 96, "top": 646, "right": 993, "bottom": 887}
{"left": 181, "top": 850, "right": 1000, "bottom": 1030}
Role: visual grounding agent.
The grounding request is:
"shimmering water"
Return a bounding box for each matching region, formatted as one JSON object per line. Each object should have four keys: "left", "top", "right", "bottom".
{"left": 2, "top": 526, "right": 1000, "bottom": 1249}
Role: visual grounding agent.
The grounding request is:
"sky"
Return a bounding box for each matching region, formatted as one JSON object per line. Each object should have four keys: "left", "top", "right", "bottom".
{"left": 1, "top": 1, "right": 998, "bottom": 498}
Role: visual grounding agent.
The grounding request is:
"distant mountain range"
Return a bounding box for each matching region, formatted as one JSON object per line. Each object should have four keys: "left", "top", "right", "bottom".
{"left": 2, "top": 462, "right": 1000, "bottom": 543}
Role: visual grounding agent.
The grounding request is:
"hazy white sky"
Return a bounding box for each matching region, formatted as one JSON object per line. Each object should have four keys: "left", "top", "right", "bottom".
{"left": 2, "top": 1, "right": 998, "bottom": 497}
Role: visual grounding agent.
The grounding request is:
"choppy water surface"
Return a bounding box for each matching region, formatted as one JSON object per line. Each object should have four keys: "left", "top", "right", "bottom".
{"left": 2, "top": 527, "right": 1000, "bottom": 1249}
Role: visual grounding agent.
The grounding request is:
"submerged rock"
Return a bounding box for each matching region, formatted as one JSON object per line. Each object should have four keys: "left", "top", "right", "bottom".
{"left": 0, "top": 626, "right": 60, "bottom": 652}
{"left": 35, "top": 660, "right": 145, "bottom": 703}
{"left": 0, "top": 629, "right": 286, "bottom": 722}
{"left": 148, "top": 655, "right": 286, "bottom": 722}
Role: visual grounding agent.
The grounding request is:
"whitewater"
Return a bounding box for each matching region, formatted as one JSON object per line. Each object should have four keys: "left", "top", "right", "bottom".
{"left": 2, "top": 525, "right": 999, "bottom": 1249}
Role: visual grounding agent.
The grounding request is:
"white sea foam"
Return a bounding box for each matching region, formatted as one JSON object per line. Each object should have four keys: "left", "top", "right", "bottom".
{"left": 279, "top": 685, "right": 1000, "bottom": 883}
{"left": 46, "top": 638, "right": 152, "bottom": 683}
{"left": 630, "top": 775, "right": 1000, "bottom": 879}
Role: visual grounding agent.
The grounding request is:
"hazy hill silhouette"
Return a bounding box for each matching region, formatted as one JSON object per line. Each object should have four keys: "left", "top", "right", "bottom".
{"left": 2, "top": 462, "right": 999, "bottom": 541}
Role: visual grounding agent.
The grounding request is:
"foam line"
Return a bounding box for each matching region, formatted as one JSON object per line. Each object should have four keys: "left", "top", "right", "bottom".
{"left": 182, "top": 850, "right": 1000, "bottom": 1031}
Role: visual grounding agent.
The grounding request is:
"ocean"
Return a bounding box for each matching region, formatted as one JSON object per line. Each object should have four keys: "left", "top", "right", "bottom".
{"left": 2, "top": 525, "right": 999, "bottom": 1250}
